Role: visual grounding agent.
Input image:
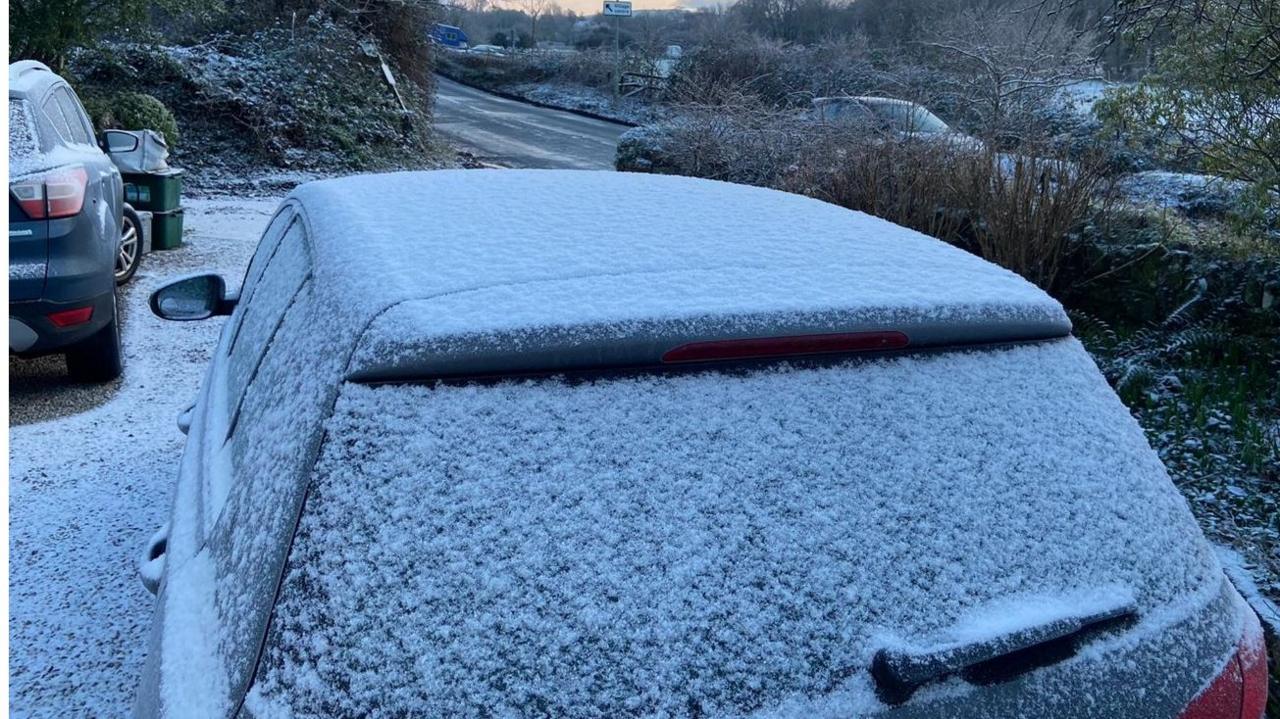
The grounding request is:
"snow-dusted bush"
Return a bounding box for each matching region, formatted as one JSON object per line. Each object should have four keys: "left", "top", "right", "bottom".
{"left": 618, "top": 100, "right": 809, "bottom": 184}
{"left": 665, "top": 36, "right": 883, "bottom": 108}
{"left": 81, "top": 91, "right": 180, "bottom": 149}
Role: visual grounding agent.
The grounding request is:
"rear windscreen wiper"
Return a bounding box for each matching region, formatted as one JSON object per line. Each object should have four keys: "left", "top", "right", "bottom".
{"left": 870, "top": 602, "right": 1138, "bottom": 706}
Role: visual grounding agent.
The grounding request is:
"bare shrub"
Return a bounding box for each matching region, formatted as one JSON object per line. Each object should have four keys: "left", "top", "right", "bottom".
{"left": 785, "top": 135, "right": 974, "bottom": 243}
{"left": 627, "top": 107, "right": 1112, "bottom": 291}
{"left": 957, "top": 153, "right": 1108, "bottom": 289}
{"left": 664, "top": 36, "right": 794, "bottom": 106}
{"left": 793, "top": 139, "right": 1111, "bottom": 289}
{"left": 666, "top": 35, "right": 882, "bottom": 109}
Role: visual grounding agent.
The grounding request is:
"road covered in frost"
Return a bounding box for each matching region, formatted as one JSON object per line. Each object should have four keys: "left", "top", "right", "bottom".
{"left": 8, "top": 197, "right": 278, "bottom": 717}
{"left": 434, "top": 75, "right": 629, "bottom": 170}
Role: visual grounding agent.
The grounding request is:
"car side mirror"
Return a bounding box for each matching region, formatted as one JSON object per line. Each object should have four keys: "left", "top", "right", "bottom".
{"left": 103, "top": 129, "right": 140, "bottom": 153}
{"left": 149, "top": 274, "right": 238, "bottom": 321}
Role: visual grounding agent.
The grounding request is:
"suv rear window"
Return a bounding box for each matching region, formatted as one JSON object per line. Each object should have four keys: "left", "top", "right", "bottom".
{"left": 9, "top": 101, "right": 41, "bottom": 172}
{"left": 40, "top": 93, "right": 74, "bottom": 144}
{"left": 248, "top": 338, "right": 1217, "bottom": 717}
{"left": 53, "top": 87, "right": 92, "bottom": 145}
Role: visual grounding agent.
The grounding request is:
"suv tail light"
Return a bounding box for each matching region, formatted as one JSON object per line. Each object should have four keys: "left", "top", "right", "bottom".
{"left": 10, "top": 166, "right": 88, "bottom": 219}
{"left": 47, "top": 306, "right": 94, "bottom": 328}
{"left": 1178, "top": 610, "right": 1269, "bottom": 719}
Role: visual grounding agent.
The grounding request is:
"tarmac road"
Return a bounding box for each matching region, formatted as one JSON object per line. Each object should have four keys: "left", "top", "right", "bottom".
{"left": 434, "top": 75, "right": 629, "bottom": 170}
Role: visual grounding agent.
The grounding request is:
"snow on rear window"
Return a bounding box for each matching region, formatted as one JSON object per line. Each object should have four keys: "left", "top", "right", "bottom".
{"left": 248, "top": 338, "right": 1218, "bottom": 718}
{"left": 9, "top": 101, "right": 41, "bottom": 174}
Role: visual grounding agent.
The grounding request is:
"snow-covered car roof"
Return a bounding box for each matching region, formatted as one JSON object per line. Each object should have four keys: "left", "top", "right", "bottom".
{"left": 289, "top": 170, "right": 1069, "bottom": 381}
{"left": 8, "top": 60, "right": 56, "bottom": 97}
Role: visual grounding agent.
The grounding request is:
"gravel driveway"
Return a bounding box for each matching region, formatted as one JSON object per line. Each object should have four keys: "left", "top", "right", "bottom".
{"left": 8, "top": 197, "right": 278, "bottom": 717}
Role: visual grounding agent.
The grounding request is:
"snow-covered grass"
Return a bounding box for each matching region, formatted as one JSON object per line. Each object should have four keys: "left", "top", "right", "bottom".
{"left": 8, "top": 197, "right": 278, "bottom": 717}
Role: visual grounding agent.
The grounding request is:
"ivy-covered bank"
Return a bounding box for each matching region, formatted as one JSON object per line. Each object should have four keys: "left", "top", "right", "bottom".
{"left": 63, "top": 20, "right": 450, "bottom": 185}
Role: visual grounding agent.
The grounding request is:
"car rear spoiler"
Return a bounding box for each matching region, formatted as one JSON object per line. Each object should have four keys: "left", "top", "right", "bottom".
{"left": 346, "top": 308, "right": 1072, "bottom": 383}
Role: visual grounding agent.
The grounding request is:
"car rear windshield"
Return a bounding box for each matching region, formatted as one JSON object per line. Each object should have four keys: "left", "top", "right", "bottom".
{"left": 864, "top": 101, "right": 950, "bottom": 134}
{"left": 249, "top": 338, "right": 1218, "bottom": 718}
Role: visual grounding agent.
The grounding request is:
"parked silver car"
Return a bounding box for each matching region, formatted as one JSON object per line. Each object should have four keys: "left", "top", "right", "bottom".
{"left": 136, "top": 170, "right": 1268, "bottom": 719}
{"left": 811, "top": 96, "right": 953, "bottom": 136}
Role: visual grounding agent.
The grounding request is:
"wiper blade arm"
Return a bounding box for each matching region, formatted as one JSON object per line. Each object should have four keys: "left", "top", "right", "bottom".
{"left": 870, "top": 602, "right": 1138, "bottom": 706}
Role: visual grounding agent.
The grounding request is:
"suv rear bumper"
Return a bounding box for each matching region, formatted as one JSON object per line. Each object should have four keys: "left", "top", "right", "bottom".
{"left": 9, "top": 290, "right": 115, "bottom": 356}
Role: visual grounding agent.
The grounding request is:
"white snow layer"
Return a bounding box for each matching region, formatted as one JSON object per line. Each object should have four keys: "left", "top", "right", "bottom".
{"left": 7, "top": 99, "right": 103, "bottom": 178}
{"left": 288, "top": 170, "right": 1067, "bottom": 376}
{"left": 9, "top": 100, "right": 41, "bottom": 172}
{"left": 245, "top": 338, "right": 1222, "bottom": 718}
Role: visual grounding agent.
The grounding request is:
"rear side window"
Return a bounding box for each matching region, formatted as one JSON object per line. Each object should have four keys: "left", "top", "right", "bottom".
{"left": 199, "top": 207, "right": 305, "bottom": 532}
{"left": 53, "top": 87, "right": 93, "bottom": 145}
{"left": 40, "top": 94, "right": 74, "bottom": 143}
{"left": 206, "top": 277, "right": 348, "bottom": 709}
{"left": 222, "top": 206, "right": 296, "bottom": 351}
{"left": 225, "top": 220, "right": 311, "bottom": 430}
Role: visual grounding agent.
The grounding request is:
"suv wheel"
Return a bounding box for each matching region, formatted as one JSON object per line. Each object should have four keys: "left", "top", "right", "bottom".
{"left": 66, "top": 293, "right": 123, "bottom": 382}
{"left": 116, "top": 206, "right": 143, "bottom": 285}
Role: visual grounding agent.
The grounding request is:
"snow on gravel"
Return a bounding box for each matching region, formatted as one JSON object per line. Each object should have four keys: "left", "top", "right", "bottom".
{"left": 8, "top": 197, "right": 279, "bottom": 717}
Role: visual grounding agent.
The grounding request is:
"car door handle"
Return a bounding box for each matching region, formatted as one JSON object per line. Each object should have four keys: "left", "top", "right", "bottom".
{"left": 138, "top": 523, "right": 170, "bottom": 595}
{"left": 177, "top": 401, "right": 196, "bottom": 435}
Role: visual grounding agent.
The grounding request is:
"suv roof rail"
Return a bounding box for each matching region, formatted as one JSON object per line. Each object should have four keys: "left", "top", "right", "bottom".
{"left": 9, "top": 60, "right": 55, "bottom": 94}
{"left": 10, "top": 60, "right": 53, "bottom": 75}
